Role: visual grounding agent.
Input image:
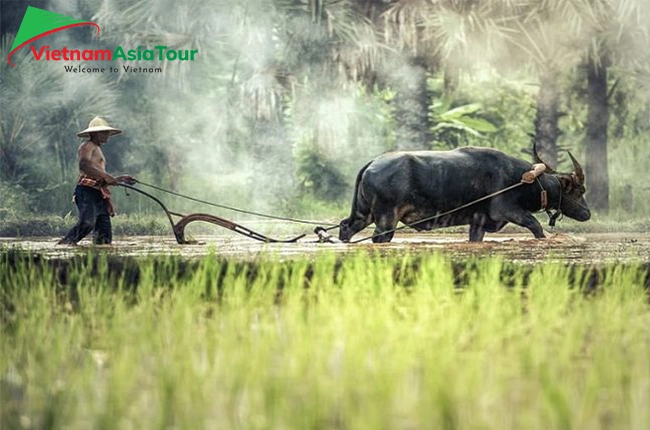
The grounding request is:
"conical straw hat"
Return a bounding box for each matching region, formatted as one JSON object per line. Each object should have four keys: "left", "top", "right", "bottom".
{"left": 77, "top": 116, "right": 122, "bottom": 138}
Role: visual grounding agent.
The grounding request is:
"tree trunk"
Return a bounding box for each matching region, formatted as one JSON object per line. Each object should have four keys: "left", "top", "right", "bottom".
{"left": 534, "top": 72, "right": 560, "bottom": 166}
{"left": 391, "top": 56, "right": 431, "bottom": 150}
{"left": 443, "top": 62, "right": 459, "bottom": 96}
{"left": 585, "top": 54, "right": 610, "bottom": 212}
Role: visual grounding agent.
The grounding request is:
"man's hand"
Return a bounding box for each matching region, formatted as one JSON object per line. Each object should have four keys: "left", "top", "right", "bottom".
{"left": 116, "top": 175, "right": 137, "bottom": 185}
{"left": 104, "top": 174, "right": 119, "bottom": 186}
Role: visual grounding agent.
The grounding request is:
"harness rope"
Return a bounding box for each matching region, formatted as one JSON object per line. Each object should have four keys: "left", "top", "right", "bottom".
{"left": 350, "top": 181, "right": 528, "bottom": 244}
{"left": 129, "top": 169, "right": 572, "bottom": 244}
{"left": 546, "top": 175, "right": 565, "bottom": 229}
{"left": 133, "top": 179, "right": 338, "bottom": 227}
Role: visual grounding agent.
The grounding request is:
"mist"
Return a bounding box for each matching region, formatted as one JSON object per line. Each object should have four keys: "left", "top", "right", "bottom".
{"left": 2, "top": 0, "right": 650, "bottom": 223}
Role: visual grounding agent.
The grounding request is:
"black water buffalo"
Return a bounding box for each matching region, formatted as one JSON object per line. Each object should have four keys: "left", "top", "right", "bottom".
{"left": 339, "top": 146, "right": 591, "bottom": 243}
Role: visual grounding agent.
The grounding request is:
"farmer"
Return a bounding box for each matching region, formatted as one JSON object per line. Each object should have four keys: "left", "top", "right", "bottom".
{"left": 58, "top": 117, "right": 136, "bottom": 245}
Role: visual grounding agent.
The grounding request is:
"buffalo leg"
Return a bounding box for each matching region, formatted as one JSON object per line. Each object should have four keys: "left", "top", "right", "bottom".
{"left": 469, "top": 223, "right": 486, "bottom": 242}
{"left": 469, "top": 213, "right": 487, "bottom": 242}
{"left": 483, "top": 220, "right": 508, "bottom": 233}
{"left": 372, "top": 209, "right": 398, "bottom": 243}
{"left": 468, "top": 217, "right": 507, "bottom": 241}
{"left": 500, "top": 211, "right": 545, "bottom": 239}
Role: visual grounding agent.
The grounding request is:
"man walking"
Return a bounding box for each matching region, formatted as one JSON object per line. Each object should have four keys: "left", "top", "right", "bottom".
{"left": 58, "top": 116, "right": 135, "bottom": 245}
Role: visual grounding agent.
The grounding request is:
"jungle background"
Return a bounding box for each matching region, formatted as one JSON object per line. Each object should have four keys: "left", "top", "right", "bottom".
{"left": 2, "top": 0, "right": 650, "bottom": 236}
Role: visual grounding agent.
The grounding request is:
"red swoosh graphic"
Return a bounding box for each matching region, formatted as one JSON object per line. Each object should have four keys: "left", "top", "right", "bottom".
{"left": 7, "top": 22, "right": 100, "bottom": 67}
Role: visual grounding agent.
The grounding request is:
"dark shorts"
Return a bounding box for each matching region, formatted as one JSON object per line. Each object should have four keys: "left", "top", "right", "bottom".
{"left": 60, "top": 185, "right": 112, "bottom": 245}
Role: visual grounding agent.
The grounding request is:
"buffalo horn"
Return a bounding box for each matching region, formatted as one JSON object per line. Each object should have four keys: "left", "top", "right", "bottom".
{"left": 532, "top": 141, "right": 556, "bottom": 174}
{"left": 567, "top": 151, "right": 585, "bottom": 185}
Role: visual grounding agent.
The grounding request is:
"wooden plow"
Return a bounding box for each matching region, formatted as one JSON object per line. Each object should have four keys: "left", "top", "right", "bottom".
{"left": 119, "top": 184, "right": 307, "bottom": 244}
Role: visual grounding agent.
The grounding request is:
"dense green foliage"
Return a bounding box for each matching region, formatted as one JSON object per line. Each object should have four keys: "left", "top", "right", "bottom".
{"left": 1, "top": 0, "right": 649, "bottom": 227}
{"left": 2, "top": 251, "right": 649, "bottom": 429}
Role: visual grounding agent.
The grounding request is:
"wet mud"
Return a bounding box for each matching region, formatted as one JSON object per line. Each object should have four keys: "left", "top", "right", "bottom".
{"left": 1, "top": 231, "right": 649, "bottom": 264}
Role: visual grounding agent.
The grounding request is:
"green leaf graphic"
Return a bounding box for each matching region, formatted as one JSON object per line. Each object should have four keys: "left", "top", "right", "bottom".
{"left": 11, "top": 6, "right": 90, "bottom": 52}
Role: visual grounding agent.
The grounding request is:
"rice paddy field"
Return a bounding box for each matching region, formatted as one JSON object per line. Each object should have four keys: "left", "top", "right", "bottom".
{"left": 2, "top": 233, "right": 650, "bottom": 429}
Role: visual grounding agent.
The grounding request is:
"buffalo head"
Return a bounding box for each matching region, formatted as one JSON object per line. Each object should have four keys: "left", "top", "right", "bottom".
{"left": 534, "top": 143, "right": 590, "bottom": 221}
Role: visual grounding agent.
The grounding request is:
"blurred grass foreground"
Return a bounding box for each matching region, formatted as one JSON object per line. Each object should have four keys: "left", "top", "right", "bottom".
{"left": 2, "top": 251, "right": 650, "bottom": 429}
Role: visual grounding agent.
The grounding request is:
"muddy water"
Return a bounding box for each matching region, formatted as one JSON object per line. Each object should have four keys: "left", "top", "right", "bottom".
{"left": 1, "top": 232, "right": 649, "bottom": 264}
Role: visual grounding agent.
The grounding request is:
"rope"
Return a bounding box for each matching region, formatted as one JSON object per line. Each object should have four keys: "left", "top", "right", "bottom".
{"left": 350, "top": 181, "right": 527, "bottom": 244}
{"left": 133, "top": 180, "right": 338, "bottom": 227}
{"left": 545, "top": 175, "right": 564, "bottom": 230}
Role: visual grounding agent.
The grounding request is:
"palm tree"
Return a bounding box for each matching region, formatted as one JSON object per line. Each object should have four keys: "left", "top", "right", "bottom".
{"left": 505, "top": 10, "right": 580, "bottom": 166}
{"left": 578, "top": 0, "right": 648, "bottom": 212}
{"left": 85, "top": 0, "right": 389, "bottom": 206}
{"left": 552, "top": 0, "right": 647, "bottom": 212}
{"left": 0, "top": 34, "right": 120, "bottom": 215}
{"left": 372, "top": 1, "right": 519, "bottom": 149}
{"left": 501, "top": 0, "right": 648, "bottom": 211}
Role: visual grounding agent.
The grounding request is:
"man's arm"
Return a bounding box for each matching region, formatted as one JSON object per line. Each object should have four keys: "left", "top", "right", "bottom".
{"left": 115, "top": 175, "right": 136, "bottom": 185}
{"left": 78, "top": 143, "right": 118, "bottom": 185}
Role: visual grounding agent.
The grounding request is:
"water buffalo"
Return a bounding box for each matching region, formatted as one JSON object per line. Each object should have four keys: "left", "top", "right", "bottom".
{"left": 339, "top": 146, "right": 590, "bottom": 243}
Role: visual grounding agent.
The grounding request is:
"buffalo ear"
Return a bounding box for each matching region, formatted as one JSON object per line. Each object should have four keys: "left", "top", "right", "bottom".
{"left": 559, "top": 175, "right": 573, "bottom": 191}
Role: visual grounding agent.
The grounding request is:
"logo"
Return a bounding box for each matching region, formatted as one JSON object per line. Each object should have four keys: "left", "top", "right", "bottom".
{"left": 8, "top": 6, "right": 198, "bottom": 71}
{"left": 7, "top": 6, "right": 100, "bottom": 67}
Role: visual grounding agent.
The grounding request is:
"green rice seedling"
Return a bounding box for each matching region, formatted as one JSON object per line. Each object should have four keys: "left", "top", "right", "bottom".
{"left": 1, "top": 251, "right": 649, "bottom": 430}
